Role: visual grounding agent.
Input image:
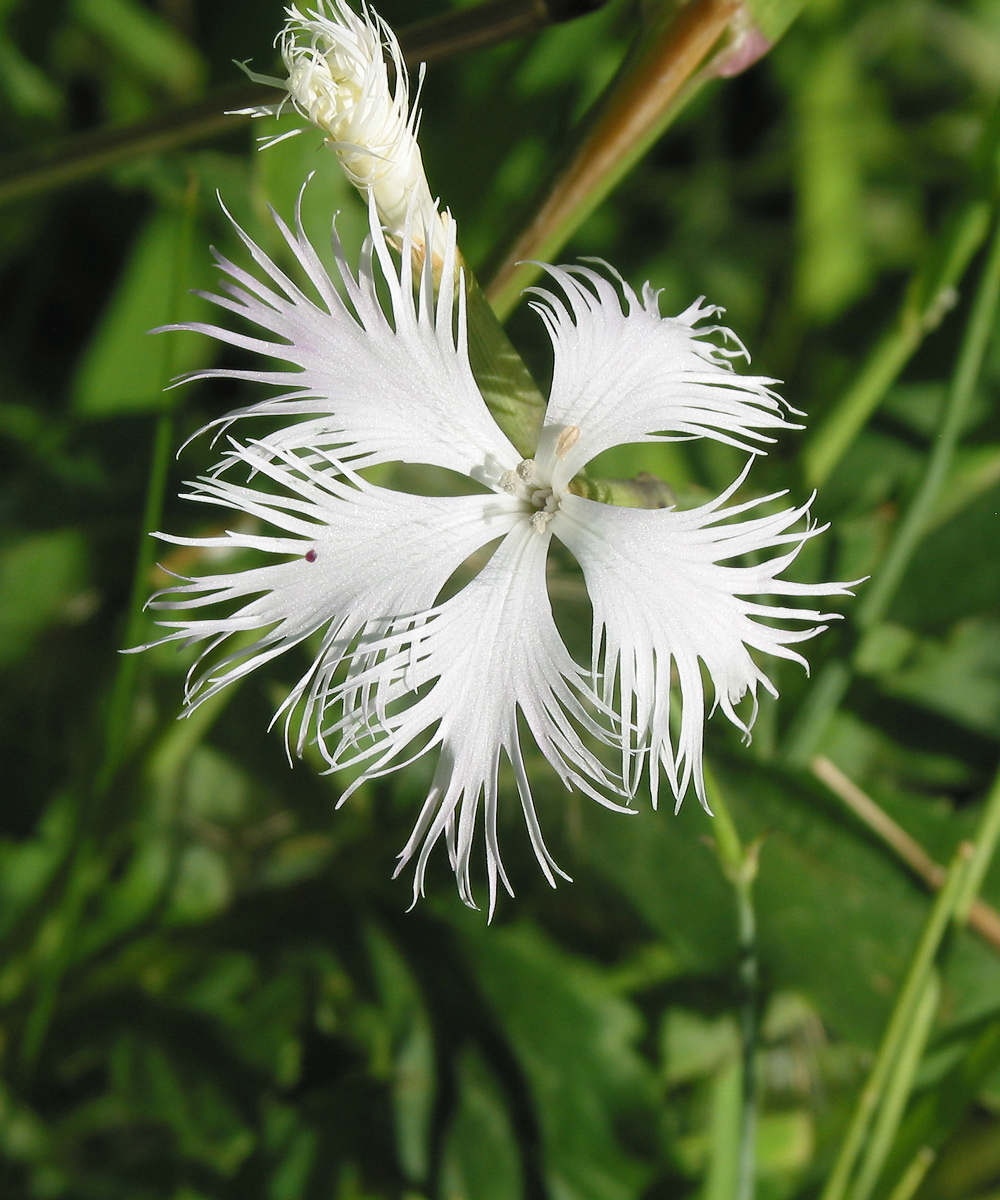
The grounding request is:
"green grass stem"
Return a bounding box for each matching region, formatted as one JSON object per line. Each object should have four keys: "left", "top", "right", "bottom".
{"left": 705, "top": 767, "right": 759, "bottom": 1200}
{"left": 785, "top": 212, "right": 1000, "bottom": 766}
{"left": 847, "top": 971, "right": 941, "bottom": 1200}
{"left": 819, "top": 843, "right": 977, "bottom": 1200}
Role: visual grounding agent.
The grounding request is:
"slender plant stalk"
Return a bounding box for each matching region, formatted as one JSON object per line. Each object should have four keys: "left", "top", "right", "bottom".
{"left": 0, "top": 0, "right": 606, "bottom": 206}
{"left": 876, "top": 1008, "right": 1000, "bottom": 1198}
{"left": 884, "top": 1148, "right": 936, "bottom": 1200}
{"left": 785, "top": 211, "right": 1000, "bottom": 765}
{"left": 96, "top": 174, "right": 201, "bottom": 797}
{"left": 856, "top": 765, "right": 1000, "bottom": 1200}
{"left": 952, "top": 764, "right": 1000, "bottom": 924}
{"left": 0, "top": 82, "right": 266, "bottom": 206}
{"left": 705, "top": 767, "right": 759, "bottom": 1200}
{"left": 819, "top": 843, "right": 976, "bottom": 1200}
{"left": 18, "top": 180, "right": 201, "bottom": 1075}
{"left": 17, "top": 847, "right": 104, "bottom": 1072}
{"left": 402, "top": 0, "right": 610, "bottom": 65}
{"left": 703, "top": 1058, "right": 744, "bottom": 1200}
{"left": 802, "top": 200, "right": 991, "bottom": 489}
{"left": 812, "top": 756, "right": 1000, "bottom": 953}
{"left": 803, "top": 100, "right": 1000, "bottom": 488}
{"left": 483, "top": 0, "right": 744, "bottom": 318}
{"left": 847, "top": 971, "right": 941, "bottom": 1200}
{"left": 855, "top": 216, "right": 1000, "bottom": 630}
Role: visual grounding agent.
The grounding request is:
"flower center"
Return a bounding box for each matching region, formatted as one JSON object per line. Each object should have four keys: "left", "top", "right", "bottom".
{"left": 498, "top": 458, "right": 560, "bottom": 534}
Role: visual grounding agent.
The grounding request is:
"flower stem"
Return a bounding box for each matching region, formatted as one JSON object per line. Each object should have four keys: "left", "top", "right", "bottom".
{"left": 465, "top": 272, "right": 546, "bottom": 455}
{"left": 884, "top": 1148, "right": 936, "bottom": 1200}
{"left": 483, "top": 0, "right": 746, "bottom": 318}
{"left": 705, "top": 767, "right": 759, "bottom": 1200}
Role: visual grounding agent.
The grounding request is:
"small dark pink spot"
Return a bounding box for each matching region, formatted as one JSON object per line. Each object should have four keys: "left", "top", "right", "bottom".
{"left": 305, "top": 548, "right": 318, "bottom": 563}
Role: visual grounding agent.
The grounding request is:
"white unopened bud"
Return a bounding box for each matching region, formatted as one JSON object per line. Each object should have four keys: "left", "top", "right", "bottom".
{"left": 237, "top": 1, "right": 447, "bottom": 252}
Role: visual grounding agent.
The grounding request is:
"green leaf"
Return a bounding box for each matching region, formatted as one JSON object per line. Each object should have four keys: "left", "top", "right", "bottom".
{"left": 72, "top": 205, "right": 215, "bottom": 416}
{"left": 441, "top": 1049, "right": 524, "bottom": 1200}
{"left": 461, "top": 920, "right": 657, "bottom": 1200}
{"left": 0, "top": 528, "right": 89, "bottom": 668}
{"left": 582, "top": 801, "right": 739, "bottom": 975}
{"left": 164, "top": 843, "right": 232, "bottom": 925}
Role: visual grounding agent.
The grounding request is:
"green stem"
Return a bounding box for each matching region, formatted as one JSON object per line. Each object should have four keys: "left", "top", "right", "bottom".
{"left": 953, "top": 767, "right": 1000, "bottom": 928}
{"left": 0, "top": 1, "right": 608, "bottom": 206}
{"left": 855, "top": 215, "right": 1000, "bottom": 631}
{"left": 18, "top": 180, "right": 200, "bottom": 1074}
{"left": 803, "top": 100, "right": 999, "bottom": 488}
{"left": 802, "top": 201, "right": 991, "bottom": 489}
{"left": 819, "top": 843, "right": 976, "bottom": 1200}
{"left": 705, "top": 767, "right": 758, "bottom": 1200}
{"left": 96, "top": 175, "right": 201, "bottom": 797}
{"left": 847, "top": 972, "right": 941, "bottom": 1200}
{"left": 842, "top": 764, "right": 1000, "bottom": 1200}
{"left": 0, "top": 81, "right": 264, "bottom": 207}
{"left": 465, "top": 273, "right": 546, "bottom": 455}
{"left": 17, "top": 838, "right": 104, "bottom": 1072}
{"left": 884, "top": 1149, "right": 936, "bottom": 1200}
{"left": 784, "top": 211, "right": 1000, "bottom": 766}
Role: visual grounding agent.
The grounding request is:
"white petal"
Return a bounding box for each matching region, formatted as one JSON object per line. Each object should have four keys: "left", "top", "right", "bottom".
{"left": 138, "top": 441, "right": 521, "bottom": 753}
{"left": 163, "top": 192, "right": 518, "bottom": 484}
{"left": 553, "top": 471, "right": 855, "bottom": 808}
{"left": 528, "top": 265, "right": 793, "bottom": 490}
{"left": 318, "top": 521, "right": 628, "bottom": 915}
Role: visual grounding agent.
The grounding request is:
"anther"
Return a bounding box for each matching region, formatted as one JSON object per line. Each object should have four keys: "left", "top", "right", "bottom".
{"left": 555, "top": 425, "right": 580, "bottom": 459}
{"left": 530, "top": 511, "right": 554, "bottom": 535}
{"left": 516, "top": 459, "right": 536, "bottom": 482}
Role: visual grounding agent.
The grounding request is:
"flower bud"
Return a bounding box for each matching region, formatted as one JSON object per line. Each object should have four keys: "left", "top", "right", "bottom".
{"left": 239, "top": 1, "right": 447, "bottom": 252}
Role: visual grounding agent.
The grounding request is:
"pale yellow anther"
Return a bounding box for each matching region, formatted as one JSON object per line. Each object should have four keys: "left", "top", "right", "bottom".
{"left": 555, "top": 425, "right": 580, "bottom": 459}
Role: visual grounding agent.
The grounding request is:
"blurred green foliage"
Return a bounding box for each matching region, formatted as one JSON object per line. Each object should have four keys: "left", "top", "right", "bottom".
{"left": 1, "top": 0, "right": 999, "bottom": 1198}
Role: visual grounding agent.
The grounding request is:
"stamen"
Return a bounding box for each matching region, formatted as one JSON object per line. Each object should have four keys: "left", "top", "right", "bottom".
{"left": 555, "top": 425, "right": 581, "bottom": 459}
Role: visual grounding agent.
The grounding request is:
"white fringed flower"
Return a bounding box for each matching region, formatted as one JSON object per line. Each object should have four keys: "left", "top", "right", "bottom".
{"left": 142, "top": 198, "right": 852, "bottom": 914}
{"left": 237, "top": 0, "right": 444, "bottom": 250}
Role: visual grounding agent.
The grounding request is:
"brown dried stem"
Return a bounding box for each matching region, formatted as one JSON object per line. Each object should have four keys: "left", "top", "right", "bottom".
{"left": 812, "top": 755, "right": 1000, "bottom": 954}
